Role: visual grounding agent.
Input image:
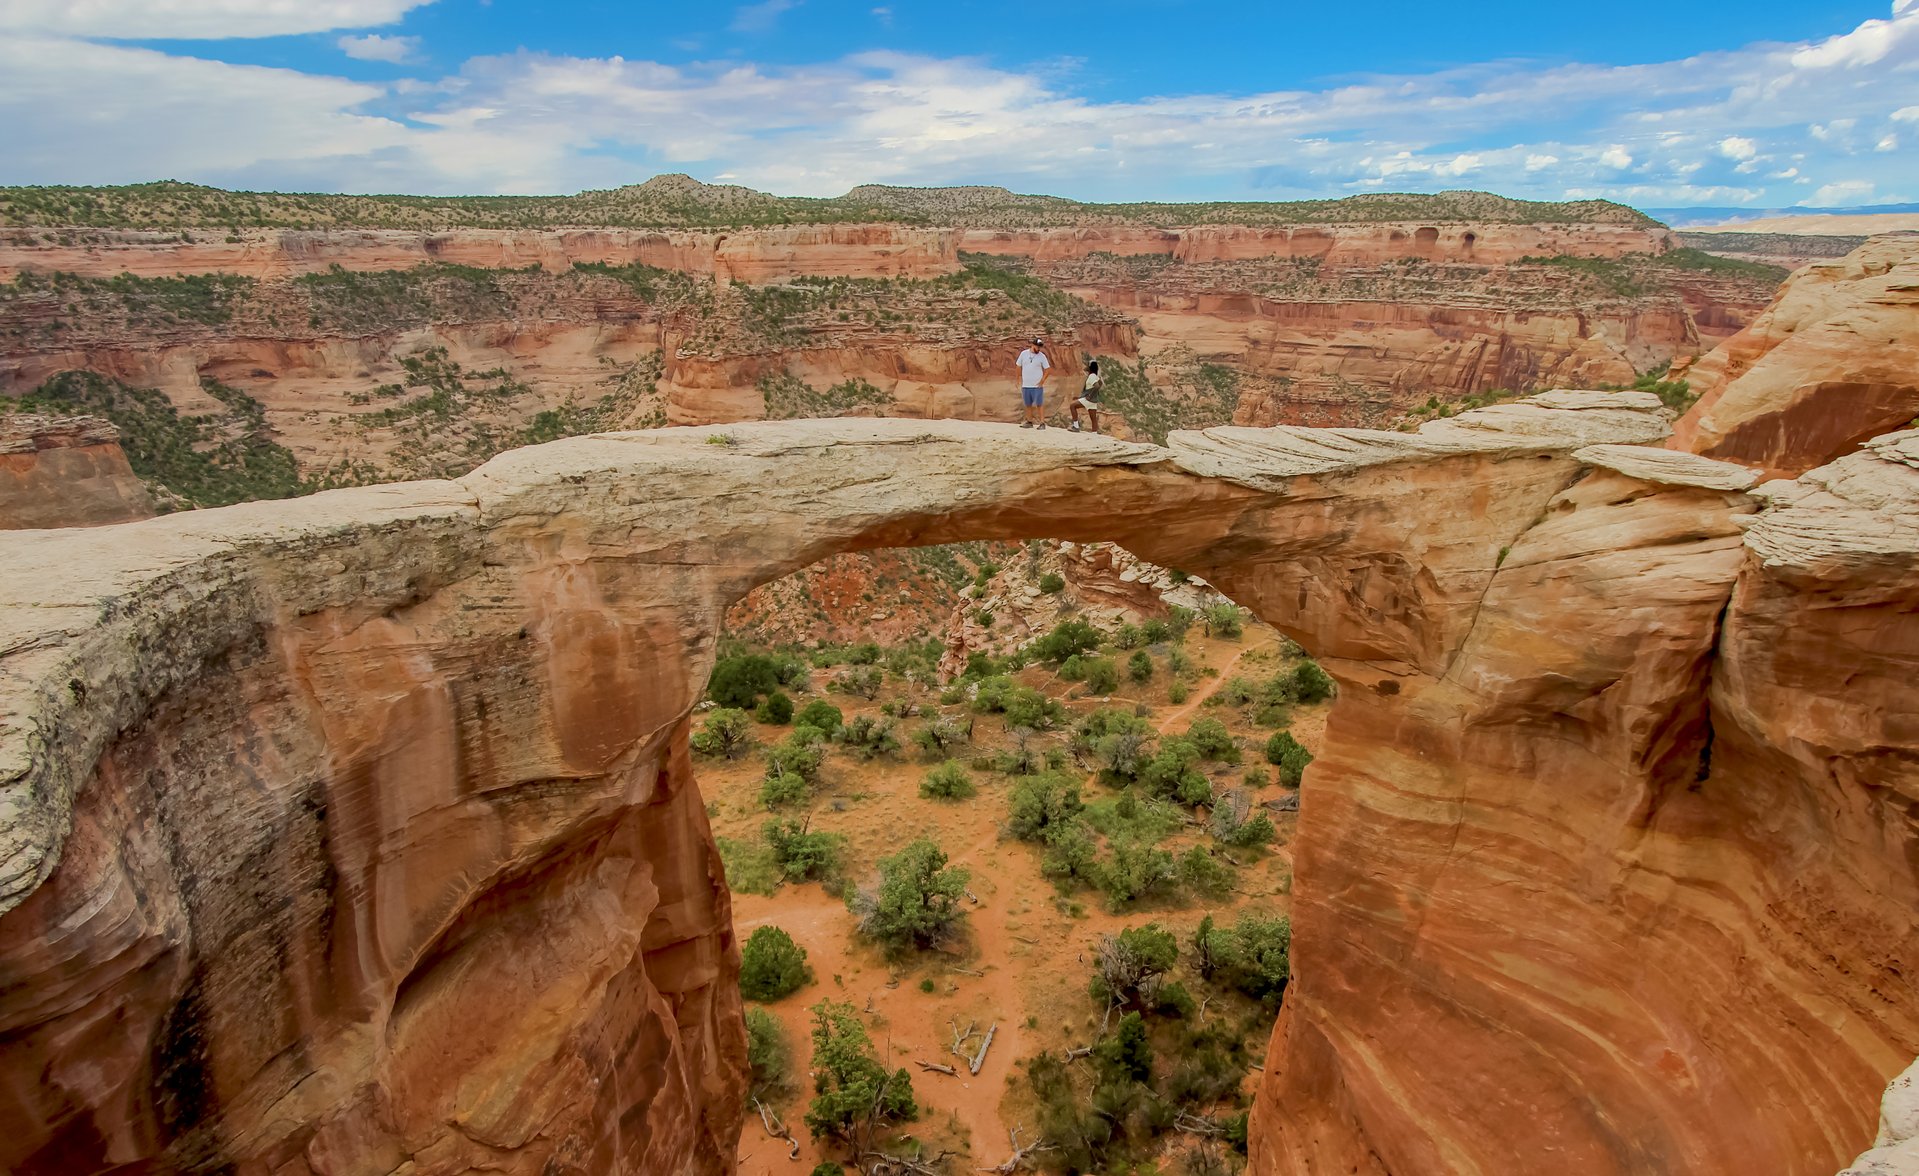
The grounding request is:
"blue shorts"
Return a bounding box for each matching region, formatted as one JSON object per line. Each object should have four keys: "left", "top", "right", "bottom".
{"left": 1022, "top": 386, "right": 1044, "bottom": 407}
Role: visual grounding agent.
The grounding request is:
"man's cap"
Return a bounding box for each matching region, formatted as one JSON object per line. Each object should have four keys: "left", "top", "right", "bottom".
{"left": 1033, "top": 337, "right": 1045, "bottom": 345}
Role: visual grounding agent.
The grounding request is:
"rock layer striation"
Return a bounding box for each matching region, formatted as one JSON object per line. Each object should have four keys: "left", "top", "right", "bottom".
{"left": 0, "top": 398, "right": 1914, "bottom": 1175}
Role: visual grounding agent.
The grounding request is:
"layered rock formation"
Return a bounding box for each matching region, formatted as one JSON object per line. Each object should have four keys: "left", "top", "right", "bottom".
{"left": 957, "top": 221, "right": 1674, "bottom": 265}
{"left": 1675, "top": 234, "right": 1919, "bottom": 476}
{"left": 0, "top": 413, "right": 153, "bottom": 528}
{"left": 0, "top": 225, "right": 961, "bottom": 285}
{"left": 3, "top": 398, "right": 1913, "bottom": 1176}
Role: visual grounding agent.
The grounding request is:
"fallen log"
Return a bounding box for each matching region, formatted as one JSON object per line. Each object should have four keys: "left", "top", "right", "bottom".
{"left": 915, "top": 1060, "right": 959, "bottom": 1076}
{"left": 969, "top": 1022, "right": 998, "bottom": 1075}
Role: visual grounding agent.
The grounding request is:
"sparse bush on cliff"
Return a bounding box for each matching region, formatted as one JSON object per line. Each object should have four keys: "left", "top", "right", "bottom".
{"left": 740, "top": 925, "right": 812, "bottom": 1001}
{"left": 1286, "top": 660, "right": 1336, "bottom": 704}
{"left": 1038, "top": 572, "right": 1066, "bottom": 594}
{"left": 850, "top": 838, "right": 970, "bottom": 952}
{"left": 920, "top": 760, "right": 975, "bottom": 800}
{"left": 691, "top": 708, "right": 754, "bottom": 759}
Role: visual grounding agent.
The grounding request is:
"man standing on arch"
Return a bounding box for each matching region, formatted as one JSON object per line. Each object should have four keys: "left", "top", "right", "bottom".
{"left": 1016, "top": 336, "right": 1051, "bottom": 429}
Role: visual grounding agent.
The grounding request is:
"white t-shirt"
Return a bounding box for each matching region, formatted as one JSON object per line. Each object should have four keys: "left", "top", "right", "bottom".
{"left": 1017, "top": 348, "right": 1051, "bottom": 387}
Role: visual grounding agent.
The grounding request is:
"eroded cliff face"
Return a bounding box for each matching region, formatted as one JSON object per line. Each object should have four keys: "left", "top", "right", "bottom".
{"left": 956, "top": 221, "right": 1676, "bottom": 266}
{"left": 2, "top": 401, "right": 1913, "bottom": 1175}
{"left": 1674, "top": 234, "right": 1919, "bottom": 477}
{"left": 0, "top": 225, "right": 961, "bottom": 285}
{"left": 0, "top": 413, "right": 153, "bottom": 528}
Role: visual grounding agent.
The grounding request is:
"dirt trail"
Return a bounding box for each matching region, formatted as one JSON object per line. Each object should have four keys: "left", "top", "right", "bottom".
{"left": 720, "top": 627, "right": 1311, "bottom": 1172}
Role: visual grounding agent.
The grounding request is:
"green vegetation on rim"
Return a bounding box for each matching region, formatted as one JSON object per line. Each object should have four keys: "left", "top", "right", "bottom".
{"left": 0, "top": 175, "right": 1660, "bottom": 231}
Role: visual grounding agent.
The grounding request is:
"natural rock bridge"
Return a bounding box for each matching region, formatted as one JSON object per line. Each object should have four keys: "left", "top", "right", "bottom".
{"left": 2, "top": 395, "right": 1915, "bottom": 1175}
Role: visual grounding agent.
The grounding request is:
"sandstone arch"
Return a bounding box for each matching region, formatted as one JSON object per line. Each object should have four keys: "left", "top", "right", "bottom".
{"left": 1, "top": 401, "right": 1915, "bottom": 1175}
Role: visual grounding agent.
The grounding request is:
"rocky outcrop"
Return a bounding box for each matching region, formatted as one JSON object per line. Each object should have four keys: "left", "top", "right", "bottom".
{"left": 1840, "top": 1059, "right": 1919, "bottom": 1175}
{"left": 0, "top": 413, "right": 153, "bottom": 528}
{"left": 1674, "top": 234, "right": 1919, "bottom": 476}
{"left": 2, "top": 398, "right": 1914, "bottom": 1175}
{"left": 0, "top": 225, "right": 961, "bottom": 285}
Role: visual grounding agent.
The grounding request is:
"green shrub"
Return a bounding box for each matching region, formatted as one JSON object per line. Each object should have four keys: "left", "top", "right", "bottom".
{"left": 1008, "top": 773, "right": 1086, "bottom": 842}
{"left": 1264, "top": 731, "right": 1314, "bottom": 787}
{"left": 1095, "top": 839, "right": 1178, "bottom": 909}
{"left": 1114, "top": 622, "right": 1145, "bottom": 649}
{"left": 838, "top": 715, "right": 902, "bottom": 760}
{"left": 740, "top": 925, "right": 812, "bottom": 1001}
{"left": 921, "top": 760, "right": 976, "bottom": 800}
{"left": 1059, "top": 654, "right": 1089, "bottom": 682}
{"left": 1095, "top": 1012, "right": 1154, "bottom": 1083}
{"left": 795, "top": 700, "right": 845, "bottom": 734}
{"left": 803, "top": 1000, "right": 917, "bottom": 1144}
{"left": 1168, "top": 680, "right": 1189, "bottom": 704}
{"left": 1029, "top": 619, "right": 1103, "bottom": 664}
{"left": 1165, "top": 605, "right": 1197, "bottom": 640}
{"left": 1219, "top": 676, "right": 1257, "bottom": 706}
{"left": 755, "top": 690, "right": 794, "bottom": 725}
{"left": 1184, "top": 717, "right": 1240, "bottom": 763}
{"left": 1218, "top": 811, "right": 1276, "bottom": 848}
{"left": 912, "top": 713, "right": 971, "bottom": 759}
{"left": 1001, "top": 685, "right": 1065, "bottom": 731}
{"left": 832, "top": 665, "right": 884, "bottom": 700}
{"left": 1140, "top": 738, "right": 1212, "bottom": 806}
{"left": 765, "top": 818, "right": 845, "bottom": 883}
{"left": 1289, "top": 660, "right": 1336, "bottom": 704}
{"left": 762, "top": 730, "right": 827, "bottom": 807}
{"left": 1090, "top": 922, "right": 1178, "bottom": 1008}
{"left": 1200, "top": 604, "right": 1244, "bottom": 639}
{"left": 1083, "top": 657, "right": 1121, "bottom": 695}
{"left": 851, "top": 839, "right": 970, "bottom": 951}
{"left": 1126, "top": 650, "right": 1154, "bottom": 683}
{"left": 1039, "top": 817, "right": 1100, "bottom": 885}
{"left": 691, "top": 707, "right": 754, "bottom": 759}
{"left": 1038, "top": 572, "right": 1066, "bottom": 594}
{"left": 745, "top": 1006, "right": 790, "bottom": 1097}
{"left": 710, "top": 654, "right": 780, "bottom": 708}
{"left": 1177, "top": 846, "right": 1235, "bottom": 899}
{"left": 1196, "top": 913, "right": 1292, "bottom": 1003}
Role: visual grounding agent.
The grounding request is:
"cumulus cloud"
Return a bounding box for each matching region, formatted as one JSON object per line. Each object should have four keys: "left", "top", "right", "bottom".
{"left": 1807, "top": 179, "right": 1877, "bottom": 204}
{"left": 5, "top": 0, "right": 1919, "bottom": 206}
{"left": 339, "top": 34, "right": 420, "bottom": 63}
{"left": 0, "top": 0, "right": 432, "bottom": 39}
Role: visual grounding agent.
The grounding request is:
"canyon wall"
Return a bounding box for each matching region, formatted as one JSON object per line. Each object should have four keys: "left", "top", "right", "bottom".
{"left": 0, "top": 413, "right": 153, "bottom": 528}
{"left": 2, "top": 401, "right": 1915, "bottom": 1175}
{"left": 0, "top": 224, "right": 962, "bottom": 285}
{"left": 1675, "top": 234, "right": 1919, "bottom": 477}
{"left": 958, "top": 221, "right": 1676, "bottom": 265}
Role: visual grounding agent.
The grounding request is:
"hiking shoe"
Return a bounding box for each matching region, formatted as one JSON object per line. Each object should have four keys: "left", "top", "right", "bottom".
{"left": 1069, "top": 421, "right": 1081, "bottom": 432}
{"left": 1019, "top": 421, "right": 1033, "bottom": 428}
{"left": 1036, "top": 422, "right": 1047, "bottom": 430}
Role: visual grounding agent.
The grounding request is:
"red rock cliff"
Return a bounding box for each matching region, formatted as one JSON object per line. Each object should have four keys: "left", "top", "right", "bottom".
{"left": 0, "top": 413, "right": 154, "bottom": 528}
{"left": 1674, "top": 234, "right": 1919, "bottom": 476}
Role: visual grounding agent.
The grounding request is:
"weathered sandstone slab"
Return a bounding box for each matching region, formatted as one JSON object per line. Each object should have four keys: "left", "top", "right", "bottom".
{"left": 1674, "top": 234, "right": 1919, "bottom": 476}
{"left": 0, "top": 395, "right": 1913, "bottom": 1175}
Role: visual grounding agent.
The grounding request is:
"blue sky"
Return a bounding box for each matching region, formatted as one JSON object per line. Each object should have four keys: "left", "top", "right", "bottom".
{"left": 2, "top": 0, "right": 1915, "bottom": 209}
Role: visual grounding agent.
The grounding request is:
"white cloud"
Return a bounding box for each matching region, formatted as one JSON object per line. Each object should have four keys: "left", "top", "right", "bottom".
{"left": 1807, "top": 179, "right": 1876, "bottom": 204}
{"left": 731, "top": 0, "right": 801, "bottom": 34}
{"left": 5, "top": 0, "right": 1919, "bottom": 206}
{"left": 1879, "top": 133, "right": 1901, "bottom": 151}
{"left": 338, "top": 34, "right": 420, "bottom": 63}
{"left": 0, "top": 0, "right": 432, "bottom": 39}
{"left": 872, "top": 6, "right": 893, "bottom": 24}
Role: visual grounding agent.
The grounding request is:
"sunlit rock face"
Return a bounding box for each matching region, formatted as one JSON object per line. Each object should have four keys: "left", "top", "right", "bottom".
{"left": 0, "top": 398, "right": 1913, "bottom": 1175}
{"left": 0, "top": 413, "right": 153, "bottom": 529}
{"left": 1674, "top": 234, "right": 1919, "bottom": 478}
